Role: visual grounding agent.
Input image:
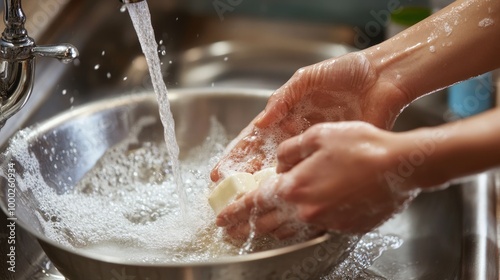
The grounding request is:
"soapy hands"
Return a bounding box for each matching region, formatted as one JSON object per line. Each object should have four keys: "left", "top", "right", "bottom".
{"left": 210, "top": 0, "right": 500, "bottom": 239}
{"left": 210, "top": 52, "right": 413, "bottom": 237}
{"left": 216, "top": 122, "right": 418, "bottom": 238}
{"left": 210, "top": 52, "right": 409, "bottom": 183}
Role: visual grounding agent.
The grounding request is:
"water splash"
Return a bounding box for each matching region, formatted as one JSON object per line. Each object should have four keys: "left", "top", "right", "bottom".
{"left": 125, "top": 1, "right": 187, "bottom": 215}
{"left": 322, "top": 232, "right": 403, "bottom": 280}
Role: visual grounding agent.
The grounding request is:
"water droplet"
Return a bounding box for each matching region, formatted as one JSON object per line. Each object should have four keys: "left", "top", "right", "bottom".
{"left": 159, "top": 39, "right": 163, "bottom": 45}
{"left": 101, "top": 51, "right": 106, "bottom": 56}
{"left": 123, "top": 77, "right": 128, "bottom": 81}
{"left": 176, "top": 17, "right": 179, "bottom": 21}
{"left": 169, "top": 60, "right": 172, "bottom": 64}
{"left": 120, "top": 5, "right": 127, "bottom": 12}
{"left": 70, "top": 97, "right": 74, "bottom": 104}
{"left": 106, "top": 72, "right": 112, "bottom": 79}
{"left": 94, "top": 64, "right": 100, "bottom": 70}
{"left": 211, "top": 82, "right": 215, "bottom": 87}
{"left": 62, "top": 89, "right": 67, "bottom": 95}
{"left": 444, "top": 22, "right": 452, "bottom": 36}
{"left": 223, "top": 57, "right": 228, "bottom": 61}
{"left": 478, "top": 18, "right": 494, "bottom": 27}
{"left": 429, "top": 45, "right": 436, "bottom": 53}
{"left": 161, "top": 50, "right": 166, "bottom": 56}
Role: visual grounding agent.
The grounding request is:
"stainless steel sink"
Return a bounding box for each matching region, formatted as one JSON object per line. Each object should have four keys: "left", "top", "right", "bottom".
{"left": 0, "top": 1, "right": 498, "bottom": 279}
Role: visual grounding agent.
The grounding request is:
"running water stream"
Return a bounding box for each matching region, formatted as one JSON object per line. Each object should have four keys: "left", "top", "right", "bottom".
{"left": 125, "top": 2, "right": 187, "bottom": 215}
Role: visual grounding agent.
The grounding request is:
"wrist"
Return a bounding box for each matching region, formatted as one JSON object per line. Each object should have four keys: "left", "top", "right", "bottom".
{"left": 384, "top": 127, "right": 450, "bottom": 192}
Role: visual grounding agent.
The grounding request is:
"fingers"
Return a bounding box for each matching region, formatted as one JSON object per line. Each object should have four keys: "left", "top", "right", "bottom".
{"left": 216, "top": 189, "right": 276, "bottom": 227}
{"left": 210, "top": 129, "right": 266, "bottom": 182}
{"left": 216, "top": 185, "right": 309, "bottom": 240}
{"left": 276, "top": 133, "right": 317, "bottom": 173}
{"left": 275, "top": 123, "right": 328, "bottom": 174}
{"left": 224, "top": 209, "right": 283, "bottom": 239}
{"left": 255, "top": 72, "right": 308, "bottom": 129}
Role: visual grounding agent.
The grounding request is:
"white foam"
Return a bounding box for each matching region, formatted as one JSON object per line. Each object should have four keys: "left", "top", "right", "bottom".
{"left": 216, "top": 96, "right": 361, "bottom": 178}
{"left": 4, "top": 118, "right": 323, "bottom": 263}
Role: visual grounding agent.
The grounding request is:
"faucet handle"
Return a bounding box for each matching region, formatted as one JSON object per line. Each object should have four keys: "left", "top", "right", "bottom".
{"left": 32, "top": 44, "right": 79, "bottom": 64}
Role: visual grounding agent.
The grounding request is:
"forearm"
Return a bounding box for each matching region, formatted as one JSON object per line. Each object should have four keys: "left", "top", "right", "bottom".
{"left": 364, "top": 0, "right": 500, "bottom": 103}
{"left": 402, "top": 108, "right": 500, "bottom": 188}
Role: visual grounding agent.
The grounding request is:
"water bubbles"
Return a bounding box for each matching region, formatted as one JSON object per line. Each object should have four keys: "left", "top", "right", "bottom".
{"left": 94, "top": 64, "right": 100, "bottom": 70}
{"left": 159, "top": 39, "right": 163, "bottom": 45}
{"left": 478, "top": 18, "right": 494, "bottom": 27}
{"left": 69, "top": 97, "right": 74, "bottom": 104}
{"left": 159, "top": 45, "right": 167, "bottom": 56}
{"left": 429, "top": 45, "right": 436, "bottom": 53}
{"left": 61, "top": 89, "right": 67, "bottom": 95}
{"left": 123, "top": 76, "right": 128, "bottom": 81}
{"left": 223, "top": 56, "right": 228, "bottom": 61}
{"left": 443, "top": 22, "right": 453, "bottom": 36}
{"left": 101, "top": 51, "right": 106, "bottom": 56}
{"left": 106, "top": 72, "right": 112, "bottom": 79}
{"left": 176, "top": 17, "right": 179, "bottom": 21}
{"left": 120, "top": 5, "right": 127, "bottom": 13}
{"left": 169, "top": 60, "right": 173, "bottom": 65}
{"left": 426, "top": 32, "right": 437, "bottom": 43}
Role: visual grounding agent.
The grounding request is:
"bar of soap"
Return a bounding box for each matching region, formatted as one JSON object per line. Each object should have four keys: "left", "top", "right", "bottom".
{"left": 208, "top": 168, "right": 277, "bottom": 215}
{"left": 253, "top": 167, "right": 277, "bottom": 185}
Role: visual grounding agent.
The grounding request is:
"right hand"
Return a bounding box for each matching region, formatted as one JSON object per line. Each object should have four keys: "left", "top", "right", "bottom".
{"left": 210, "top": 52, "right": 411, "bottom": 182}
{"left": 216, "top": 121, "right": 420, "bottom": 238}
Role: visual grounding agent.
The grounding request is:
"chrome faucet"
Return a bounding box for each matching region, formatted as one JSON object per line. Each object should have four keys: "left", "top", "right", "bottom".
{"left": 0, "top": 0, "right": 79, "bottom": 128}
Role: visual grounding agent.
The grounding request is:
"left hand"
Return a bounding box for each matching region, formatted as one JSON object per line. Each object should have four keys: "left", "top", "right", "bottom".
{"left": 210, "top": 52, "right": 410, "bottom": 183}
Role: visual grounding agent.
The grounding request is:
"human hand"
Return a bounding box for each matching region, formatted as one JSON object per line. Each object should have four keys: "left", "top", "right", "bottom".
{"left": 216, "top": 122, "right": 420, "bottom": 238}
{"left": 210, "top": 52, "right": 411, "bottom": 182}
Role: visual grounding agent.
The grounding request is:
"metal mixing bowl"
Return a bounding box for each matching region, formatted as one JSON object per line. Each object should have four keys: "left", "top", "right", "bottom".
{"left": 0, "top": 88, "right": 355, "bottom": 280}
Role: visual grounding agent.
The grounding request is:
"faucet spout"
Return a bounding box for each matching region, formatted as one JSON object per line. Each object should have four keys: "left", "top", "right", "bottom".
{"left": 0, "top": 0, "right": 79, "bottom": 129}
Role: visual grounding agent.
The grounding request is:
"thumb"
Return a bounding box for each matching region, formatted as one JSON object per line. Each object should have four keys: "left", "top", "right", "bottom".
{"left": 255, "top": 78, "right": 306, "bottom": 128}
